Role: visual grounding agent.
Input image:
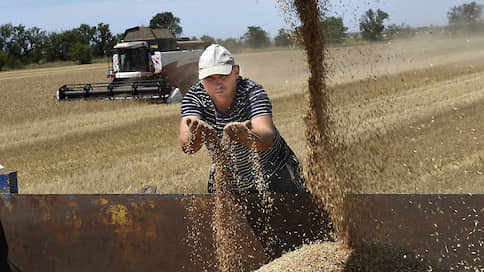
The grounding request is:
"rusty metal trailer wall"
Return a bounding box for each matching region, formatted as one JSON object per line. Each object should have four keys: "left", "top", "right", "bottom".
{"left": 0, "top": 194, "right": 325, "bottom": 271}
{"left": 349, "top": 194, "right": 483, "bottom": 271}
{"left": 0, "top": 194, "right": 482, "bottom": 271}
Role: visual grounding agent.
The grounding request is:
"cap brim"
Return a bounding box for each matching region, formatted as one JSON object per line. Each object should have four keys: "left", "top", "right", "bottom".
{"left": 199, "top": 65, "right": 232, "bottom": 80}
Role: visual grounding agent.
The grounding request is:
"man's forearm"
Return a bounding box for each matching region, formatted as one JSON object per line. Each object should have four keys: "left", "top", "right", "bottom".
{"left": 240, "top": 130, "right": 273, "bottom": 151}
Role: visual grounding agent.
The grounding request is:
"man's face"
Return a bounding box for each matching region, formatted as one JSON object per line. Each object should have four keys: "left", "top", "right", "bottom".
{"left": 201, "top": 65, "right": 239, "bottom": 104}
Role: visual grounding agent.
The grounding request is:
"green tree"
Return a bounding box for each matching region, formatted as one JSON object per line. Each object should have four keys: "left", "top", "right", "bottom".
{"left": 149, "top": 12, "right": 183, "bottom": 37}
{"left": 25, "top": 27, "right": 48, "bottom": 63}
{"left": 92, "top": 23, "right": 116, "bottom": 56}
{"left": 57, "top": 25, "right": 98, "bottom": 61}
{"left": 0, "top": 51, "right": 22, "bottom": 69}
{"left": 360, "top": 9, "right": 389, "bottom": 41}
{"left": 60, "top": 30, "right": 87, "bottom": 60}
{"left": 0, "top": 23, "right": 14, "bottom": 52}
{"left": 76, "top": 24, "right": 95, "bottom": 44}
{"left": 0, "top": 22, "right": 119, "bottom": 67}
{"left": 0, "top": 51, "right": 8, "bottom": 71}
{"left": 115, "top": 33, "right": 124, "bottom": 43}
{"left": 7, "top": 25, "right": 29, "bottom": 59}
{"left": 69, "top": 42, "right": 93, "bottom": 64}
{"left": 322, "top": 16, "right": 348, "bottom": 44}
{"left": 200, "top": 35, "right": 216, "bottom": 44}
{"left": 448, "top": 1, "right": 483, "bottom": 30}
{"left": 241, "top": 26, "right": 271, "bottom": 48}
{"left": 45, "top": 32, "right": 64, "bottom": 61}
{"left": 274, "top": 28, "right": 292, "bottom": 47}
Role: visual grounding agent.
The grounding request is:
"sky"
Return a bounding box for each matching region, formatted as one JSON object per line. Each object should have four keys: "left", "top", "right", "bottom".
{"left": 0, "top": 0, "right": 481, "bottom": 39}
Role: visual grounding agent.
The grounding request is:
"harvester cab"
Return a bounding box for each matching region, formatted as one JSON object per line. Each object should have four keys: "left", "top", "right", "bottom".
{"left": 110, "top": 41, "right": 154, "bottom": 78}
{"left": 57, "top": 27, "right": 208, "bottom": 102}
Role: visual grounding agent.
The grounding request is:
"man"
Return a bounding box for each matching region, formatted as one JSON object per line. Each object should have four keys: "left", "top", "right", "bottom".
{"left": 179, "top": 44, "right": 305, "bottom": 194}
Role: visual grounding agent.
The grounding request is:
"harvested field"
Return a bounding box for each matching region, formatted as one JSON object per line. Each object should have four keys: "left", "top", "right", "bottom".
{"left": 1, "top": 36, "right": 483, "bottom": 195}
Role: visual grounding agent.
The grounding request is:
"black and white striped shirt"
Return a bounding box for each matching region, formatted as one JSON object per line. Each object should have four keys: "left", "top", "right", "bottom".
{"left": 181, "top": 77, "right": 294, "bottom": 192}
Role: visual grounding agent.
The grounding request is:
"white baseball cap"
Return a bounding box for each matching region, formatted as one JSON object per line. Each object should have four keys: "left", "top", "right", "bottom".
{"left": 198, "top": 44, "right": 235, "bottom": 80}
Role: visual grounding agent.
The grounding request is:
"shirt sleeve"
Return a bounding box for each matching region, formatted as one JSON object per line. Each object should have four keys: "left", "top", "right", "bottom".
{"left": 180, "top": 87, "right": 203, "bottom": 118}
{"left": 248, "top": 84, "right": 272, "bottom": 120}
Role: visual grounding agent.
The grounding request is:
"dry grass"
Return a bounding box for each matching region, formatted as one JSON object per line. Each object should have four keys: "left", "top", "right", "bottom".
{"left": 0, "top": 36, "right": 483, "bottom": 194}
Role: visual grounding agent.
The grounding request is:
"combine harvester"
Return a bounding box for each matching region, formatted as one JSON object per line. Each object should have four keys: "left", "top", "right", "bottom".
{"left": 57, "top": 27, "right": 208, "bottom": 102}
{"left": 0, "top": 171, "right": 482, "bottom": 271}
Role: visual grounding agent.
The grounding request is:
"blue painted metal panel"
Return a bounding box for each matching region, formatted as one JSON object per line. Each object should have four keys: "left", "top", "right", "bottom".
{"left": 0, "top": 172, "right": 17, "bottom": 194}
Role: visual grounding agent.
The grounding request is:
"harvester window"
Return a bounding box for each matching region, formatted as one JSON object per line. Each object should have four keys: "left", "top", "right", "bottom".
{"left": 118, "top": 48, "right": 150, "bottom": 72}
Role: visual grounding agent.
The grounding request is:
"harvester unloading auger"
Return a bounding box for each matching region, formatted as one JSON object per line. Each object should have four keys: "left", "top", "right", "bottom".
{"left": 57, "top": 27, "right": 208, "bottom": 102}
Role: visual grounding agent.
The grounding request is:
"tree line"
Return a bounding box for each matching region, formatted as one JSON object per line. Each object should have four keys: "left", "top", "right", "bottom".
{"left": 0, "top": 23, "right": 120, "bottom": 70}
{"left": 1, "top": 2, "right": 483, "bottom": 71}
{"left": 359, "top": 1, "right": 483, "bottom": 41}
{"left": 198, "top": 1, "right": 483, "bottom": 51}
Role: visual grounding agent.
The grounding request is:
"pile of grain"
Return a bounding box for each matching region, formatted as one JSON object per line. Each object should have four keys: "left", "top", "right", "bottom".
{"left": 256, "top": 241, "right": 350, "bottom": 272}
{"left": 256, "top": 240, "right": 447, "bottom": 272}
